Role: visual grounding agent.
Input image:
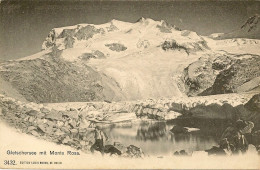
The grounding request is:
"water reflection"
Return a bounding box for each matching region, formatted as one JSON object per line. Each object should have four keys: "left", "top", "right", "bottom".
{"left": 136, "top": 121, "right": 166, "bottom": 141}
{"left": 103, "top": 119, "right": 228, "bottom": 155}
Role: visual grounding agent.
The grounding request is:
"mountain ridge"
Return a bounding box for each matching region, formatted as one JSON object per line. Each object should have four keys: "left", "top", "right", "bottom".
{"left": 210, "top": 14, "right": 260, "bottom": 39}
{"left": 0, "top": 17, "right": 259, "bottom": 103}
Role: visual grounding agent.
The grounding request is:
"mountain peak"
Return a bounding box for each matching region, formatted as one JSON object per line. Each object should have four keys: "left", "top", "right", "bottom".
{"left": 110, "top": 19, "right": 123, "bottom": 23}
{"left": 136, "top": 17, "right": 146, "bottom": 22}
{"left": 210, "top": 14, "right": 260, "bottom": 39}
{"left": 241, "top": 14, "right": 259, "bottom": 32}
{"left": 136, "top": 17, "right": 156, "bottom": 23}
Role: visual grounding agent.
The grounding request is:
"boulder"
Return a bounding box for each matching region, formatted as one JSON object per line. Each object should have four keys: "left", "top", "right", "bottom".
{"left": 252, "top": 130, "right": 260, "bottom": 146}
{"left": 142, "top": 108, "right": 148, "bottom": 115}
{"left": 37, "top": 124, "right": 48, "bottom": 133}
{"left": 244, "top": 94, "right": 260, "bottom": 112}
{"left": 14, "top": 111, "right": 21, "bottom": 116}
{"left": 19, "top": 113, "right": 27, "bottom": 119}
{"left": 69, "top": 120, "right": 77, "bottom": 128}
{"left": 61, "top": 126, "right": 70, "bottom": 133}
{"left": 30, "top": 130, "right": 40, "bottom": 137}
{"left": 54, "top": 129, "right": 66, "bottom": 136}
{"left": 56, "top": 120, "right": 64, "bottom": 127}
{"left": 40, "top": 107, "right": 50, "bottom": 113}
{"left": 170, "top": 125, "right": 188, "bottom": 134}
{"left": 23, "top": 116, "right": 30, "bottom": 122}
{"left": 36, "top": 118, "right": 45, "bottom": 125}
{"left": 179, "top": 150, "right": 188, "bottom": 156}
{"left": 62, "top": 136, "right": 73, "bottom": 144}
{"left": 45, "top": 110, "right": 63, "bottom": 121}
{"left": 171, "top": 103, "right": 184, "bottom": 112}
{"left": 70, "top": 128, "right": 79, "bottom": 138}
{"left": 174, "top": 150, "right": 188, "bottom": 156}
{"left": 8, "top": 103, "right": 17, "bottom": 110}
{"left": 45, "top": 126, "right": 55, "bottom": 135}
{"left": 158, "top": 112, "right": 166, "bottom": 119}
{"left": 46, "top": 120, "right": 55, "bottom": 128}
{"left": 28, "top": 116, "right": 36, "bottom": 123}
{"left": 79, "top": 128, "right": 88, "bottom": 133}
{"left": 136, "top": 108, "right": 143, "bottom": 116}
{"left": 152, "top": 109, "right": 158, "bottom": 115}
{"left": 66, "top": 108, "right": 75, "bottom": 111}
{"left": 173, "top": 151, "right": 180, "bottom": 156}
{"left": 70, "top": 128, "right": 78, "bottom": 134}
{"left": 79, "top": 140, "right": 85, "bottom": 145}
{"left": 64, "top": 110, "right": 79, "bottom": 119}
{"left": 113, "top": 142, "right": 127, "bottom": 153}
{"left": 27, "top": 126, "right": 37, "bottom": 132}
{"left": 205, "top": 146, "right": 226, "bottom": 156}
{"left": 37, "top": 124, "right": 54, "bottom": 135}
{"left": 241, "top": 121, "right": 254, "bottom": 134}
{"left": 63, "top": 121, "right": 69, "bottom": 127}
{"left": 104, "top": 145, "right": 122, "bottom": 155}
{"left": 25, "top": 110, "right": 38, "bottom": 116}
{"left": 21, "top": 106, "right": 31, "bottom": 114}
{"left": 132, "top": 105, "right": 139, "bottom": 112}
{"left": 125, "top": 145, "right": 144, "bottom": 158}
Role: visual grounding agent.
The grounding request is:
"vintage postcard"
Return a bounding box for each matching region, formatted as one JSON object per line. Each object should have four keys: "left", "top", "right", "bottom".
{"left": 0, "top": 0, "right": 259, "bottom": 169}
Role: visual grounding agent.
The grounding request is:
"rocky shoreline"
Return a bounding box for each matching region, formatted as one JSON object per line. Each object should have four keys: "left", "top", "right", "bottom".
{"left": 0, "top": 92, "right": 259, "bottom": 157}
{"left": 0, "top": 95, "right": 145, "bottom": 158}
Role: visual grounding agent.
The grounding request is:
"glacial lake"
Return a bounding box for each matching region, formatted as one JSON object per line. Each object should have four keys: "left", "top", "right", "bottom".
{"left": 101, "top": 118, "right": 230, "bottom": 156}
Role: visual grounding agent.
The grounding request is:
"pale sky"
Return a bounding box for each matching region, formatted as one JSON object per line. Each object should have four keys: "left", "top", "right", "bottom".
{"left": 0, "top": 0, "right": 259, "bottom": 61}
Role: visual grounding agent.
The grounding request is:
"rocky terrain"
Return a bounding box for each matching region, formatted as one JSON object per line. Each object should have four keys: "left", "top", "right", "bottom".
{"left": 0, "top": 49, "right": 125, "bottom": 103}
{"left": 0, "top": 94, "right": 145, "bottom": 158}
{"left": 183, "top": 53, "right": 260, "bottom": 96}
{"left": 0, "top": 91, "right": 259, "bottom": 156}
{"left": 0, "top": 15, "right": 260, "bottom": 158}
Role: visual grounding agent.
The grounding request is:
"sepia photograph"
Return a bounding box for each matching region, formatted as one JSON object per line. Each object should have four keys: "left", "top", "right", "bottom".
{"left": 0, "top": 0, "right": 259, "bottom": 169}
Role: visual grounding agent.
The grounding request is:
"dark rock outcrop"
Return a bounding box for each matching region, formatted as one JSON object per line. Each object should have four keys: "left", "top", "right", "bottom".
{"left": 174, "top": 150, "right": 189, "bottom": 156}
{"left": 244, "top": 93, "right": 260, "bottom": 112}
{"left": 0, "top": 50, "right": 124, "bottom": 103}
{"left": 104, "top": 145, "right": 122, "bottom": 155}
{"left": 80, "top": 50, "right": 106, "bottom": 61}
{"left": 252, "top": 130, "right": 260, "bottom": 147}
{"left": 125, "top": 145, "right": 144, "bottom": 158}
{"left": 105, "top": 43, "right": 127, "bottom": 52}
{"left": 161, "top": 40, "right": 189, "bottom": 54}
{"left": 170, "top": 125, "right": 188, "bottom": 134}
{"left": 0, "top": 96, "right": 94, "bottom": 152}
{"left": 212, "top": 14, "right": 260, "bottom": 40}
{"left": 208, "top": 57, "right": 260, "bottom": 95}
{"left": 183, "top": 54, "right": 260, "bottom": 96}
{"left": 74, "top": 25, "right": 103, "bottom": 41}
{"left": 205, "top": 146, "right": 227, "bottom": 156}
{"left": 42, "top": 25, "right": 104, "bottom": 50}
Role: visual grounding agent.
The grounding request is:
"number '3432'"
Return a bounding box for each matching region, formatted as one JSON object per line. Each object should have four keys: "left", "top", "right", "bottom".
{"left": 4, "top": 160, "right": 16, "bottom": 165}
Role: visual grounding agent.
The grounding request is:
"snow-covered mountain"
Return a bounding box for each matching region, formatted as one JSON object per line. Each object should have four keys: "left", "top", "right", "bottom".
{"left": 0, "top": 17, "right": 259, "bottom": 103}
{"left": 42, "top": 18, "right": 207, "bottom": 53}
{"left": 210, "top": 14, "right": 260, "bottom": 39}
